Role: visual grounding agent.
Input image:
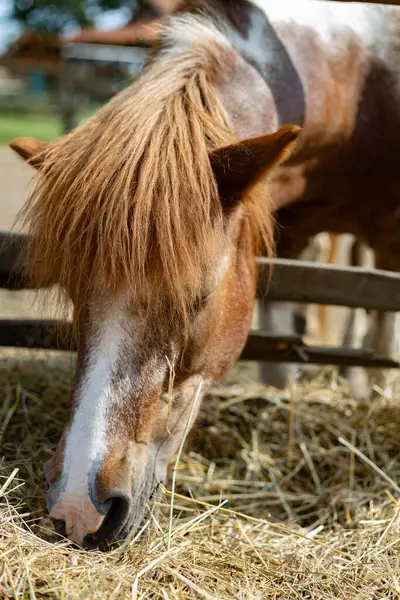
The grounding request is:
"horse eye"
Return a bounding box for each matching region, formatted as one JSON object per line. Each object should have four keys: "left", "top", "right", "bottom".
{"left": 199, "top": 288, "right": 216, "bottom": 307}
{"left": 189, "top": 291, "right": 212, "bottom": 316}
{"left": 200, "top": 292, "right": 212, "bottom": 304}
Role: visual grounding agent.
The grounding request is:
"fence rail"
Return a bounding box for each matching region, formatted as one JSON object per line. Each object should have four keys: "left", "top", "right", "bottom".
{"left": 1, "top": 231, "right": 399, "bottom": 369}
{"left": 258, "top": 258, "right": 400, "bottom": 312}
{"left": 4, "top": 233, "right": 400, "bottom": 310}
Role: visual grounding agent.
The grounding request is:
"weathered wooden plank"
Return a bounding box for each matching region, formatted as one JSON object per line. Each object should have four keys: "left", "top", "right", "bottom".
{"left": 1, "top": 320, "right": 398, "bottom": 369}
{"left": 241, "top": 331, "right": 400, "bottom": 369}
{"left": 2, "top": 233, "right": 400, "bottom": 312}
{"left": 0, "top": 320, "right": 74, "bottom": 351}
{"left": 257, "top": 258, "right": 400, "bottom": 312}
{"left": 61, "top": 43, "right": 148, "bottom": 64}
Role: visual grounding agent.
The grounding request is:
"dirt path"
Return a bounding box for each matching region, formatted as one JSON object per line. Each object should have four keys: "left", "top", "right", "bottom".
{"left": 0, "top": 147, "right": 59, "bottom": 319}
{"left": 0, "top": 148, "right": 32, "bottom": 231}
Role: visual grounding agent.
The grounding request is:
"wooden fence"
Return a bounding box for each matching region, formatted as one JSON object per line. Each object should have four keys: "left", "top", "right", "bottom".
{"left": 1, "top": 232, "right": 399, "bottom": 369}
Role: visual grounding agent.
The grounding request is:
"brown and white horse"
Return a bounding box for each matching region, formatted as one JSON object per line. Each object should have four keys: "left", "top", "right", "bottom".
{"left": 11, "top": 10, "right": 299, "bottom": 547}
{"left": 262, "top": 0, "right": 400, "bottom": 393}
{"left": 10, "top": 0, "right": 400, "bottom": 546}
{"left": 129, "top": 0, "right": 400, "bottom": 395}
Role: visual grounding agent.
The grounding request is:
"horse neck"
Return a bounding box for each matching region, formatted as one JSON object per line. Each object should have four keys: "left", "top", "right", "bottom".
{"left": 151, "top": 8, "right": 281, "bottom": 138}
{"left": 215, "top": 47, "right": 279, "bottom": 140}
{"left": 183, "top": 13, "right": 277, "bottom": 138}
{"left": 258, "top": 1, "right": 388, "bottom": 143}
{"left": 218, "top": 0, "right": 388, "bottom": 146}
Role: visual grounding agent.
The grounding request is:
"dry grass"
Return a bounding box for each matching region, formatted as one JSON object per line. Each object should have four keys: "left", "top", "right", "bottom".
{"left": 1, "top": 352, "right": 400, "bottom": 599}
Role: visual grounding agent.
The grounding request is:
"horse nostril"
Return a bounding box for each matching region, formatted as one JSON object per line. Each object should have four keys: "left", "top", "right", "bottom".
{"left": 52, "top": 518, "right": 67, "bottom": 539}
{"left": 83, "top": 491, "right": 132, "bottom": 550}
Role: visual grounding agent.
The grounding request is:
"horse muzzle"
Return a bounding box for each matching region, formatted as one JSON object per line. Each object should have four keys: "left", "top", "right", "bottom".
{"left": 45, "top": 455, "right": 161, "bottom": 549}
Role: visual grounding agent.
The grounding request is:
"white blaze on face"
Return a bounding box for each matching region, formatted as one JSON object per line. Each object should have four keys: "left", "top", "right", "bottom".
{"left": 50, "top": 295, "right": 130, "bottom": 544}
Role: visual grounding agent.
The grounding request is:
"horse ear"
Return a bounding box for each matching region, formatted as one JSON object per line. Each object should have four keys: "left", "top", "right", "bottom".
{"left": 9, "top": 137, "right": 48, "bottom": 169}
{"left": 210, "top": 125, "right": 301, "bottom": 208}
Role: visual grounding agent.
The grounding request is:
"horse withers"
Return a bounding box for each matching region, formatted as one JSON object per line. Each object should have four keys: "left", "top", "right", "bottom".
{"left": 10, "top": 14, "right": 300, "bottom": 546}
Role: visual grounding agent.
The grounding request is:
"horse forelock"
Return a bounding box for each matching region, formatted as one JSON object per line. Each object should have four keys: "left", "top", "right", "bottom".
{"left": 19, "top": 14, "right": 273, "bottom": 327}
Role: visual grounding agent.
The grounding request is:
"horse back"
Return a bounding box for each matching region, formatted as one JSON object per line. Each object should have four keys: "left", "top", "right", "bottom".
{"left": 252, "top": 1, "right": 400, "bottom": 264}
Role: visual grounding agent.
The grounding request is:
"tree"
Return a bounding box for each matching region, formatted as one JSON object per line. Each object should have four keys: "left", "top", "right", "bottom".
{"left": 12, "top": 0, "right": 137, "bottom": 35}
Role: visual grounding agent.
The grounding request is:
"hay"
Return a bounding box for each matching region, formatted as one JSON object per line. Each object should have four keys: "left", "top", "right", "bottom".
{"left": 1, "top": 351, "right": 400, "bottom": 599}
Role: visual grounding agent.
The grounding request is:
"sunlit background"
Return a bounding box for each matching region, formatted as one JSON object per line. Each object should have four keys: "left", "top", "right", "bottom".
{"left": 0, "top": 0, "right": 149, "bottom": 239}
{"left": 0, "top": 0, "right": 131, "bottom": 52}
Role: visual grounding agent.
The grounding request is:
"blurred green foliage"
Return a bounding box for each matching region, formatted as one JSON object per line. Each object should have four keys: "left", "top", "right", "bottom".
{"left": 12, "top": 0, "right": 136, "bottom": 35}
{"left": 0, "top": 110, "right": 60, "bottom": 143}
{"left": 0, "top": 108, "right": 96, "bottom": 144}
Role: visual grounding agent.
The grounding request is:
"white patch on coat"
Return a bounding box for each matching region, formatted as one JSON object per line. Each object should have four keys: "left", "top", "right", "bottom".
{"left": 251, "top": 0, "right": 386, "bottom": 47}
{"left": 50, "top": 295, "right": 135, "bottom": 544}
{"left": 215, "top": 41, "right": 278, "bottom": 138}
{"left": 63, "top": 296, "right": 129, "bottom": 495}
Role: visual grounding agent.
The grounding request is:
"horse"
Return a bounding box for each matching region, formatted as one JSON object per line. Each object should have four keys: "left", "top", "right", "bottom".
{"left": 242, "top": 0, "right": 400, "bottom": 395}
{"left": 9, "top": 0, "right": 400, "bottom": 547}
{"left": 305, "top": 234, "right": 399, "bottom": 399}
{"left": 120, "top": 0, "right": 400, "bottom": 395}
{"left": 263, "top": 0, "right": 400, "bottom": 394}
{"left": 10, "top": 7, "right": 300, "bottom": 547}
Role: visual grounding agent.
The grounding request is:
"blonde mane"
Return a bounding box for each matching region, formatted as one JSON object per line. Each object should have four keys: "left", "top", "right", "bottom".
{"left": 19, "top": 17, "right": 274, "bottom": 326}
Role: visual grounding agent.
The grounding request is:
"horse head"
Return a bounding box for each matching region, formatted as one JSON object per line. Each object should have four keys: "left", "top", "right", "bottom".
{"left": 11, "top": 15, "right": 300, "bottom": 548}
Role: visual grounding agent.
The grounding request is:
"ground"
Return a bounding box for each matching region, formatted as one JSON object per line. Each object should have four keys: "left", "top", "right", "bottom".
{"left": 1, "top": 132, "right": 400, "bottom": 599}
{"left": 1, "top": 355, "right": 400, "bottom": 598}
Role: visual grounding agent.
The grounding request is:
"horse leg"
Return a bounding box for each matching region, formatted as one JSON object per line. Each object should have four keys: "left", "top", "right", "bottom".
{"left": 254, "top": 300, "right": 296, "bottom": 388}
{"left": 318, "top": 234, "right": 352, "bottom": 349}
{"left": 347, "top": 307, "right": 397, "bottom": 399}
{"left": 318, "top": 233, "right": 339, "bottom": 343}
{"left": 360, "top": 248, "right": 399, "bottom": 396}
{"left": 295, "top": 232, "right": 331, "bottom": 341}
{"left": 369, "top": 310, "right": 398, "bottom": 395}
{"left": 255, "top": 233, "right": 335, "bottom": 388}
{"left": 254, "top": 230, "right": 316, "bottom": 388}
{"left": 343, "top": 305, "right": 370, "bottom": 398}
{"left": 343, "top": 241, "right": 378, "bottom": 398}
